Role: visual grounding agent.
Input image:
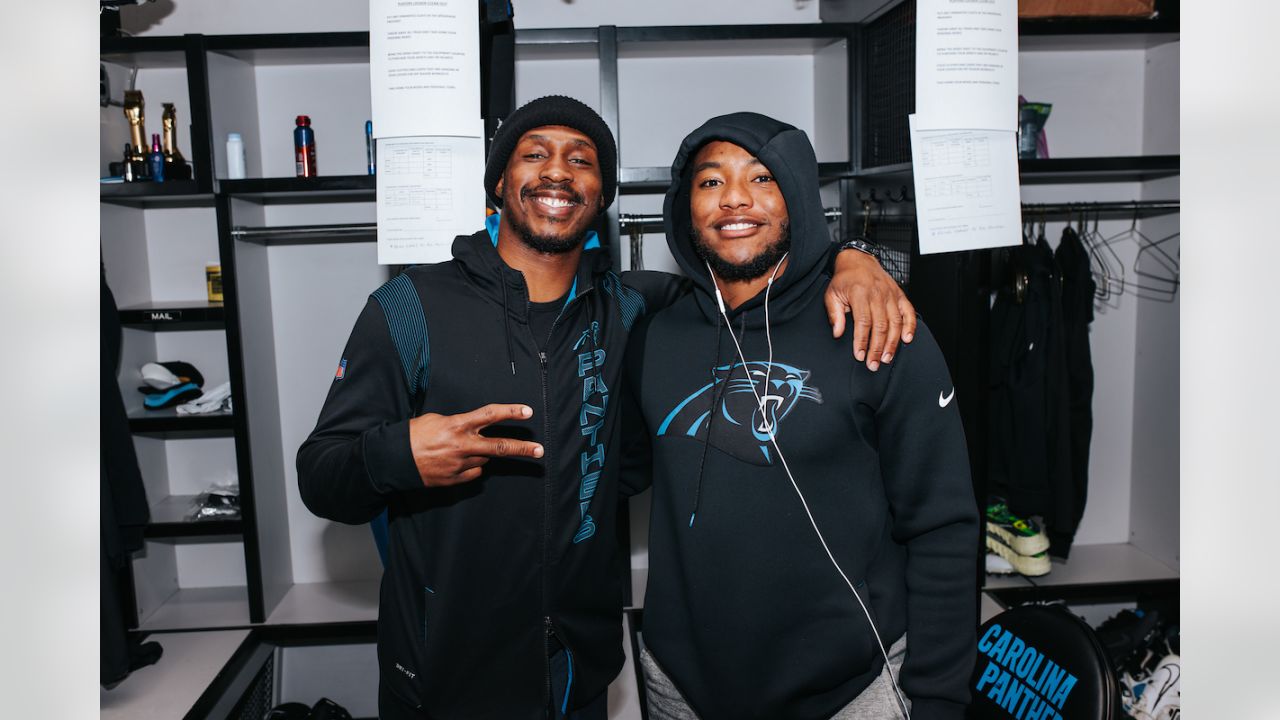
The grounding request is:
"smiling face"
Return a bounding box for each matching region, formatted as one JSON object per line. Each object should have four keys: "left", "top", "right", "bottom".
{"left": 495, "top": 125, "right": 604, "bottom": 254}
{"left": 688, "top": 140, "right": 791, "bottom": 282}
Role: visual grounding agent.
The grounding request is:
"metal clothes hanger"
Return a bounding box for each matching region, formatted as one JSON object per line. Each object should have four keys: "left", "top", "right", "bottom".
{"left": 1088, "top": 209, "right": 1126, "bottom": 300}
{"left": 1129, "top": 207, "right": 1180, "bottom": 300}
{"left": 628, "top": 219, "right": 644, "bottom": 271}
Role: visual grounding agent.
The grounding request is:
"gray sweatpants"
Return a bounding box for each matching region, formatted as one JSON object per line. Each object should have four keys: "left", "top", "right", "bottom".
{"left": 640, "top": 635, "right": 910, "bottom": 720}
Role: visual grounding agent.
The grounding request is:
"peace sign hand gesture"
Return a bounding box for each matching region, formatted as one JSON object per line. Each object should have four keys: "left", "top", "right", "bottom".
{"left": 408, "top": 404, "right": 544, "bottom": 487}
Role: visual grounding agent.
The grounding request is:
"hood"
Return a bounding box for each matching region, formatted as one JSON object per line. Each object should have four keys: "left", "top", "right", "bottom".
{"left": 662, "top": 112, "right": 830, "bottom": 324}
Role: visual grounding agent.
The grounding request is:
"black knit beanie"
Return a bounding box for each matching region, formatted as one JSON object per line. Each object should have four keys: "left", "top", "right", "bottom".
{"left": 484, "top": 95, "right": 617, "bottom": 209}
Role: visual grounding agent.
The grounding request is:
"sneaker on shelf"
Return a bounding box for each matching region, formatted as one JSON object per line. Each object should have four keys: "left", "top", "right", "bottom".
{"left": 985, "top": 533, "right": 1051, "bottom": 576}
{"left": 986, "top": 551, "right": 1016, "bottom": 575}
{"left": 985, "top": 499, "right": 1051, "bottom": 556}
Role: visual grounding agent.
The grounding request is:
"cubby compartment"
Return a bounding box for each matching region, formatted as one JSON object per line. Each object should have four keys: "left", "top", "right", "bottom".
{"left": 206, "top": 35, "right": 373, "bottom": 182}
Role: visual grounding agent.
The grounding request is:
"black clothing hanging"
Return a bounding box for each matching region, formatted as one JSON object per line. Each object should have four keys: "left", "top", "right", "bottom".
{"left": 988, "top": 237, "right": 1078, "bottom": 559}
{"left": 1053, "top": 227, "right": 1098, "bottom": 557}
{"left": 101, "top": 266, "right": 153, "bottom": 685}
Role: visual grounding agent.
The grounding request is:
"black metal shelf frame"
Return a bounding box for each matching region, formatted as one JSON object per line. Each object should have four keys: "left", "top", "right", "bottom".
{"left": 119, "top": 301, "right": 226, "bottom": 330}
{"left": 127, "top": 410, "right": 236, "bottom": 436}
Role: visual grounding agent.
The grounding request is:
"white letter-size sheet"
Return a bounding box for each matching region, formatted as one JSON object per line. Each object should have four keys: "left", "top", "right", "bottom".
{"left": 370, "top": 0, "right": 482, "bottom": 138}
{"left": 913, "top": 0, "right": 1018, "bottom": 132}
{"left": 370, "top": 0, "right": 486, "bottom": 265}
{"left": 376, "top": 135, "right": 484, "bottom": 266}
{"left": 909, "top": 115, "right": 1022, "bottom": 254}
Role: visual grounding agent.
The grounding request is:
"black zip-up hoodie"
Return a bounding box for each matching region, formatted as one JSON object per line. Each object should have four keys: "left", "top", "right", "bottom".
{"left": 622, "top": 113, "right": 979, "bottom": 719}
{"left": 298, "top": 227, "right": 667, "bottom": 718}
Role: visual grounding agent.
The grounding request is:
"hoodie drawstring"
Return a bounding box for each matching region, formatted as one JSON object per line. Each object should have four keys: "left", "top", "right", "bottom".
{"left": 501, "top": 276, "right": 516, "bottom": 375}
{"left": 688, "top": 310, "right": 725, "bottom": 528}
{"left": 690, "top": 254, "right": 788, "bottom": 528}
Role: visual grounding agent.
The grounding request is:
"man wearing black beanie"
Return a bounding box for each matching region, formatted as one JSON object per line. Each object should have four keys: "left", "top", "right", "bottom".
{"left": 298, "top": 95, "right": 915, "bottom": 719}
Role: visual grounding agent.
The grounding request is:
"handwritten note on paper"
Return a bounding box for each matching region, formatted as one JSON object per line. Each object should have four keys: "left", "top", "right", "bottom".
{"left": 376, "top": 136, "right": 484, "bottom": 265}
{"left": 909, "top": 115, "right": 1022, "bottom": 254}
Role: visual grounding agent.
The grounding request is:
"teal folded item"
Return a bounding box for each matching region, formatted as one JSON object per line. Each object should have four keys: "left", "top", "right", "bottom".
{"left": 143, "top": 382, "right": 202, "bottom": 410}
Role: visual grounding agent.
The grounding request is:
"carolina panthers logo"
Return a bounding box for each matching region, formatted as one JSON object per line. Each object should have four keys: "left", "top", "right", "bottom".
{"left": 656, "top": 361, "right": 822, "bottom": 465}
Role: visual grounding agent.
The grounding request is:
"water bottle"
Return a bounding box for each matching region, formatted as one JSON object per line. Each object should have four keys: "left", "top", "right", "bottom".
{"left": 226, "top": 133, "right": 246, "bottom": 179}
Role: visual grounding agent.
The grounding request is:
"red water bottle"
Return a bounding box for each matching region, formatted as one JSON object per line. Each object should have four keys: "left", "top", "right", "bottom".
{"left": 294, "top": 115, "right": 317, "bottom": 177}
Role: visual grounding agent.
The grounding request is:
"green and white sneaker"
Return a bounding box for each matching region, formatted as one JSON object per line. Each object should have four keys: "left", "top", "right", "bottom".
{"left": 986, "top": 552, "right": 1016, "bottom": 575}
{"left": 985, "top": 500, "right": 1051, "bottom": 556}
{"left": 985, "top": 533, "right": 1051, "bottom": 577}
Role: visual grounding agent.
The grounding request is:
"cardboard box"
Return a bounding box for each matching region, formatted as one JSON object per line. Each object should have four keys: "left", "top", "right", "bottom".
{"left": 1019, "top": 0, "right": 1156, "bottom": 18}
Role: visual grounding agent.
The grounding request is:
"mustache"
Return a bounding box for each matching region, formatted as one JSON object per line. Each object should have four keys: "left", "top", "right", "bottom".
{"left": 520, "top": 182, "right": 584, "bottom": 206}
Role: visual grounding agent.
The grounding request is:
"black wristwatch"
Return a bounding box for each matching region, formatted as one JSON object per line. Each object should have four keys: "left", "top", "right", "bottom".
{"left": 838, "top": 237, "right": 881, "bottom": 259}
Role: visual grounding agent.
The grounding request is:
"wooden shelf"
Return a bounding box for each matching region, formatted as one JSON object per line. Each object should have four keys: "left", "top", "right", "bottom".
{"left": 119, "top": 301, "right": 225, "bottom": 330}
{"left": 1018, "top": 2, "right": 1178, "bottom": 41}
{"left": 145, "top": 494, "right": 243, "bottom": 539}
{"left": 128, "top": 407, "right": 235, "bottom": 437}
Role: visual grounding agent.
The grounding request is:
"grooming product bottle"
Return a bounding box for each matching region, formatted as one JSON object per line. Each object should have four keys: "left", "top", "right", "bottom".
{"left": 366, "top": 120, "right": 375, "bottom": 175}
{"left": 206, "top": 263, "right": 224, "bottom": 303}
{"left": 122, "top": 144, "right": 135, "bottom": 182}
{"left": 123, "top": 90, "right": 147, "bottom": 164}
{"left": 161, "top": 103, "right": 184, "bottom": 163}
{"left": 149, "top": 133, "right": 165, "bottom": 182}
{"left": 294, "top": 115, "right": 317, "bottom": 177}
{"left": 226, "top": 133, "right": 246, "bottom": 179}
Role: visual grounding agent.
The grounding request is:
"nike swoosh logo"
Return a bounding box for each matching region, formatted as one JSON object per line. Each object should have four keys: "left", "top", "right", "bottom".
{"left": 939, "top": 388, "right": 955, "bottom": 408}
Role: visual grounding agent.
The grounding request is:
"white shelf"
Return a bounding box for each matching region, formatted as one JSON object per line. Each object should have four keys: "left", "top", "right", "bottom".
{"left": 983, "top": 572, "right": 1036, "bottom": 591}
{"left": 101, "top": 629, "right": 250, "bottom": 720}
{"left": 138, "top": 586, "right": 251, "bottom": 631}
{"left": 265, "top": 580, "right": 380, "bottom": 625}
{"left": 1032, "top": 542, "right": 1177, "bottom": 588}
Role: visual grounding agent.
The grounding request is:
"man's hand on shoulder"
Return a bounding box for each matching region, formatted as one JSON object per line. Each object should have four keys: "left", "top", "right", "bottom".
{"left": 408, "top": 404, "right": 544, "bottom": 486}
{"left": 826, "top": 249, "right": 917, "bottom": 372}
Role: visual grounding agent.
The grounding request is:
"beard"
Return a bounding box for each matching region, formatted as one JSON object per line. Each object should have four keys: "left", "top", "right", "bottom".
{"left": 504, "top": 182, "right": 594, "bottom": 255}
{"left": 690, "top": 221, "right": 792, "bottom": 282}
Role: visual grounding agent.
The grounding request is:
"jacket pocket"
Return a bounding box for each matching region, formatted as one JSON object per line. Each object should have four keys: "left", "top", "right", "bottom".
{"left": 376, "top": 583, "right": 432, "bottom": 710}
{"left": 849, "top": 579, "right": 885, "bottom": 668}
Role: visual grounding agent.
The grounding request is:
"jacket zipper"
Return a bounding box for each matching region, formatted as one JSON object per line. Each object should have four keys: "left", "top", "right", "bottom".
{"left": 538, "top": 347, "right": 553, "bottom": 710}
{"left": 532, "top": 287, "right": 593, "bottom": 713}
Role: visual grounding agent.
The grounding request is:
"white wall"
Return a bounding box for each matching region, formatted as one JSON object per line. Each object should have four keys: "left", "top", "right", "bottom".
{"left": 267, "top": 238, "right": 389, "bottom": 584}
{"left": 122, "top": 0, "right": 820, "bottom": 36}
{"left": 1129, "top": 41, "right": 1180, "bottom": 570}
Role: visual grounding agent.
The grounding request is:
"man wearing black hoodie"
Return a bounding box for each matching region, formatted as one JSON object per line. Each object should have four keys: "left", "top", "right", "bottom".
{"left": 297, "top": 98, "right": 918, "bottom": 719}
{"left": 623, "top": 113, "right": 979, "bottom": 719}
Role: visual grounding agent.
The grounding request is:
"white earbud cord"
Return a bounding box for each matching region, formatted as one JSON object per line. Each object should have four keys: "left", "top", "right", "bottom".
{"left": 707, "top": 258, "right": 911, "bottom": 720}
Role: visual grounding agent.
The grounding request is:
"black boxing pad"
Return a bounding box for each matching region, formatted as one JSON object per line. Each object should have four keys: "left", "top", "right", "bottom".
{"left": 969, "top": 605, "right": 1120, "bottom": 720}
